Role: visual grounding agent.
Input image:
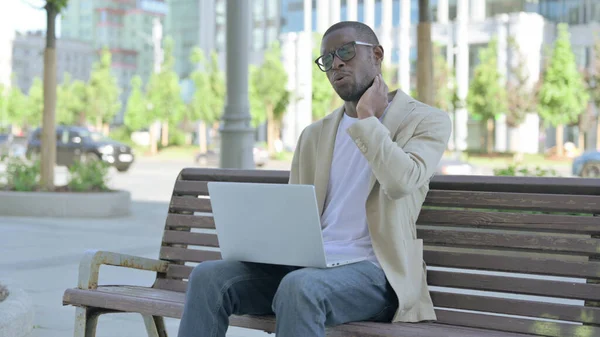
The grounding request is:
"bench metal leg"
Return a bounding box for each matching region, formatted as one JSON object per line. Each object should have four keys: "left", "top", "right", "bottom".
{"left": 143, "top": 315, "right": 168, "bottom": 337}
{"left": 74, "top": 307, "right": 101, "bottom": 337}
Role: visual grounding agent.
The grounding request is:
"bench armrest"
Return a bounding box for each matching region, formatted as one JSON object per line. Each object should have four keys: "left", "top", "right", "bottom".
{"left": 78, "top": 249, "right": 169, "bottom": 290}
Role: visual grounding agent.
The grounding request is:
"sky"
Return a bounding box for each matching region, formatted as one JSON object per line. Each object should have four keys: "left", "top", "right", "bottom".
{"left": 0, "top": 0, "right": 62, "bottom": 36}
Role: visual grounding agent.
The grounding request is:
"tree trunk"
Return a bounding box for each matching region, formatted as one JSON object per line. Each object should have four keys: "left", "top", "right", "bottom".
{"left": 40, "top": 3, "right": 58, "bottom": 191}
{"left": 578, "top": 130, "right": 585, "bottom": 153}
{"left": 267, "top": 105, "right": 275, "bottom": 154}
{"left": 416, "top": 0, "right": 433, "bottom": 106}
{"left": 198, "top": 121, "right": 207, "bottom": 154}
{"left": 103, "top": 123, "right": 109, "bottom": 136}
{"left": 486, "top": 118, "right": 494, "bottom": 154}
{"left": 556, "top": 125, "right": 564, "bottom": 157}
{"left": 161, "top": 121, "right": 169, "bottom": 147}
{"left": 149, "top": 121, "right": 158, "bottom": 155}
{"left": 78, "top": 111, "right": 86, "bottom": 126}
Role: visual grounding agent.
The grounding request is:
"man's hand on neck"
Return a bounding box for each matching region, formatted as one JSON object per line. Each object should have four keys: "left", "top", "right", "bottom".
{"left": 350, "top": 74, "right": 389, "bottom": 120}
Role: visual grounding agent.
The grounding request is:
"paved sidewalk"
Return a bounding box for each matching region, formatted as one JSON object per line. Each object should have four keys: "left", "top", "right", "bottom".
{"left": 0, "top": 200, "right": 267, "bottom": 337}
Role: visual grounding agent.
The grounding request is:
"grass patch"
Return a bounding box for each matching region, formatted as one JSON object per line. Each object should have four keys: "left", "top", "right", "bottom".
{"left": 272, "top": 151, "right": 294, "bottom": 162}
{"left": 462, "top": 152, "right": 571, "bottom": 168}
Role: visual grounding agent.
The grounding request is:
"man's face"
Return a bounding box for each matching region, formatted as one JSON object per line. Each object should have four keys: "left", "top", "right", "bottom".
{"left": 319, "top": 27, "right": 381, "bottom": 102}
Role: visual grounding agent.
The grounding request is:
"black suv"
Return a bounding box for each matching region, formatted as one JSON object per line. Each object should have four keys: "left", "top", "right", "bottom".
{"left": 26, "top": 126, "right": 135, "bottom": 172}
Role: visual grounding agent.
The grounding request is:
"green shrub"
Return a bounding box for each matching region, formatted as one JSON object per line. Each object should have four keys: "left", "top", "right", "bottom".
{"left": 67, "top": 160, "right": 111, "bottom": 192}
{"left": 169, "top": 129, "right": 188, "bottom": 147}
{"left": 109, "top": 126, "right": 134, "bottom": 147}
{"left": 0, "top": 156, "right": 40, "bottom": 191}
{"left": 493, "top": 164, "right": 558, "bottom": 177}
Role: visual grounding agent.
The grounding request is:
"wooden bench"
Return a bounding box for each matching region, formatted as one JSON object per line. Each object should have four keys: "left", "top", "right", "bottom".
{"left": 63, "top": 168, "right": 600, "bottom": 337}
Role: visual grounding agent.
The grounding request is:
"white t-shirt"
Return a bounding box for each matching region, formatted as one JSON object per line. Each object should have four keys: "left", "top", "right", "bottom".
{"left": 320, "top": 113, "right": 381, "bottom": 268}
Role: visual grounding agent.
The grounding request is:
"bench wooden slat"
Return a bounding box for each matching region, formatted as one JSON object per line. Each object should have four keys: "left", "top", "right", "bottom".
{"left": 424, "top": 190, "right": 600, "bottom": 213}
{"left": 435, "top": 309, "right": 600, "bottom": 337}
{"left": 431, "top": 291, "right": 600, "bottom": 324}
{"left": 166, "top": 264, "right": 193, "bottom": 279}
{"left": 173, "top": 181, "right": 209, "bottom": 196}
{"left": 159, "top": 246, "right": 221, "bottom": 263}
{"left": 161, "top": 228, "right": 599, "bottom": 255}
{"left": 428, "top": 270, "right": 600, "bottom": 302}
{"left": 419, "top": 228, "right": 599, "bottom": 255}
{"left": 429, "top": 174, "right": 600, "bottom": 196}
{"left": 418, "top": 209, "right": 600, "bottom": 234}
{"left": 162, "top": 230, "right": 219, "bottom": 247}
{"left": 64, "top": 286, "right": 535, "bottom": 337}
{"left": 164, "top": 265, "right": 600, "bottom": 303}
{"left": 159, "top": 246, "right": 596, "bottom": 279}
{"left": 169, "top": 191, "right": 600, "bottom": 217}
{"left": 179, "top": 168, "right": 289, "bottom": 184}
{"left": 425, "top": 249, "right": 598, "bottom": 278}
{"left": 169, "top": 197, "right": 212, "bottom": 213}
{"left": 154, "top": 278, "right": 188, "bottom": 292}
{"left": 165, "top": 214, "right": 215, "bottom": 229}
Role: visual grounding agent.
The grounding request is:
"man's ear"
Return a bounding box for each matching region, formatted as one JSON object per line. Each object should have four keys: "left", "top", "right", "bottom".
{"left": 374, "top": 45, "right": 384, "bottom": 65}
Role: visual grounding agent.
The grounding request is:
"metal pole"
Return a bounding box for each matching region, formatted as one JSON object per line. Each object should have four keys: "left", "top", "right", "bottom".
{"left": 220, "top": 0, "right": 255, "bottom": 169}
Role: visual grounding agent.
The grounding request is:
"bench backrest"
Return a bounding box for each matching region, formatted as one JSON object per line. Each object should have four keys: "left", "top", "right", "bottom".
{"left": 157, "top": 168, "right": 600, "bottom": 337}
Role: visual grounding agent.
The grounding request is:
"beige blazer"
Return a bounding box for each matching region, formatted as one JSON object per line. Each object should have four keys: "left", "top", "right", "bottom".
{"left": 289, "top": 89, "right": 452, "bottom": 322}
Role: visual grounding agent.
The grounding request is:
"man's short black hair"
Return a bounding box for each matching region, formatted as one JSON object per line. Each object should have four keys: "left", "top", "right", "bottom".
{"left": 323, "top": 21, "right": 380, "bottom": 45}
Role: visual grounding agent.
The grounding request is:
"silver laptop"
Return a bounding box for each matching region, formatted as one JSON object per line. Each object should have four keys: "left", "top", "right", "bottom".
{"left": 207, "top": 181, "right": 366, "bottom": 268}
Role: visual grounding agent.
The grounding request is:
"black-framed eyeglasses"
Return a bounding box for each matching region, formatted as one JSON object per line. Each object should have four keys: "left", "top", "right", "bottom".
{"left": 314, "top": 41, "right": 376, "bottom": 72}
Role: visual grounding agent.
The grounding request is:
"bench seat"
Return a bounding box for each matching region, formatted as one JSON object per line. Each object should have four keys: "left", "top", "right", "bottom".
{"left": 64, "top": 285, "right": 533, "bottom": 337}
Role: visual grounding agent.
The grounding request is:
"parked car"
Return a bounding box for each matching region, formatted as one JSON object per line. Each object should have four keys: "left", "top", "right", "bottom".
{"left": 572, "top": 151, "right": 600, "bottom": 178}
{"left": 26, "top": 126, "right": 135, "bottom": 172}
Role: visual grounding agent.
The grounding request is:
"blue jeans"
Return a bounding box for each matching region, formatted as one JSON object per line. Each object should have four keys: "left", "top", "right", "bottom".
{"left": 177, "top": 260, "right": 398, "bottom": 337}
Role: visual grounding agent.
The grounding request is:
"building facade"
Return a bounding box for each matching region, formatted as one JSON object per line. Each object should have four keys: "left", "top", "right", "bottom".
{"left": 167, "top": 0, "right": 281, "bottom": 82}
{"left": 279, "top": 0, "right": 599, "bottom": 153}
{"left": 10, "top": 31, "right": 95, "bottom": 94}
{"left": 61, "top": 0, "right": 168, "bottom": 123}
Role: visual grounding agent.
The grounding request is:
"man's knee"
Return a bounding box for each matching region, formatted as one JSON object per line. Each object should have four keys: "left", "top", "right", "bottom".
{"left": 272, "top": 270, "right": 324, "bottom": 311}
{"left": 188, "top": 260, "right": 239, "bottom": 292}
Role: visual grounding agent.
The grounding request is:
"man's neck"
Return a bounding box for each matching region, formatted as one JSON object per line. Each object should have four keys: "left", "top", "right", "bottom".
{"left": 343, "top": 101, "right": 359, "bottom": 118}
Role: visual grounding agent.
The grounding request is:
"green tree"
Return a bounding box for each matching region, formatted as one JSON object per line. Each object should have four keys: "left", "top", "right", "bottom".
{"left": 249, "top": 42, "right": 290, "bottom": 154}
{"left": 88, "top": 48, "right": 121, "bottom": 132}
{"left": 0, "top": 85, "right": 6, "bottom": 130}
{"left": 382, "top": 64, "right": 399, "bottom": 92}
{"left": 585, "top": 36, "right": 600, "bottom": 149}
{"left": 27, "top": 78, "right": 45, "bottom": 128}
{"left": 312, "top": 34, "right": 337, "bottom": 121}
{"left": 432, "top": 43, "right": 457, "bottom": 113}
{"left": 57, "top": 73, "right": 87, "bottom": 125}
{"left": 39, "top": 0, "right": 69, "bottom": 189}
{"left": 467, "top": 38, "right": 507, "bottom": 153}
{"left": 538, "top": 23, "right": 589, "bottom": 157}
{"left": 124, "top": 76, "right": 149, "bottom": 132}
{"left": 5, "top": 86, "right": 30, "bottom": 128}
{"left": 506, "top": 37, "right": 536, "bottom": 129}
{"left": 147, "top": 36, "right": 185, "bottom": 152}
{"left": 188, "top": 48, "right": 225, "bottom": 153}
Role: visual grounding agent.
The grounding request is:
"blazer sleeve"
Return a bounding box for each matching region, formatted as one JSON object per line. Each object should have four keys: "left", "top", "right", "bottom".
{"left": 345, "top": 109, "right": 451, "bottom": 199}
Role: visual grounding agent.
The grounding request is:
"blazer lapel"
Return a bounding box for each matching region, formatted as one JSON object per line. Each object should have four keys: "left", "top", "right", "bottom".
{"left": 314, "top": 107, "right": 344, "bottom": 216}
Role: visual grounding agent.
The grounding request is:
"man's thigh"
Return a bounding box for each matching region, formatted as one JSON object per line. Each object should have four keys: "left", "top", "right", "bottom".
{"left": 274, "top": 261, "right": 398, "bottom": 324}
{"left": 188, "top": 260, "right": 297, "bottom": 315}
